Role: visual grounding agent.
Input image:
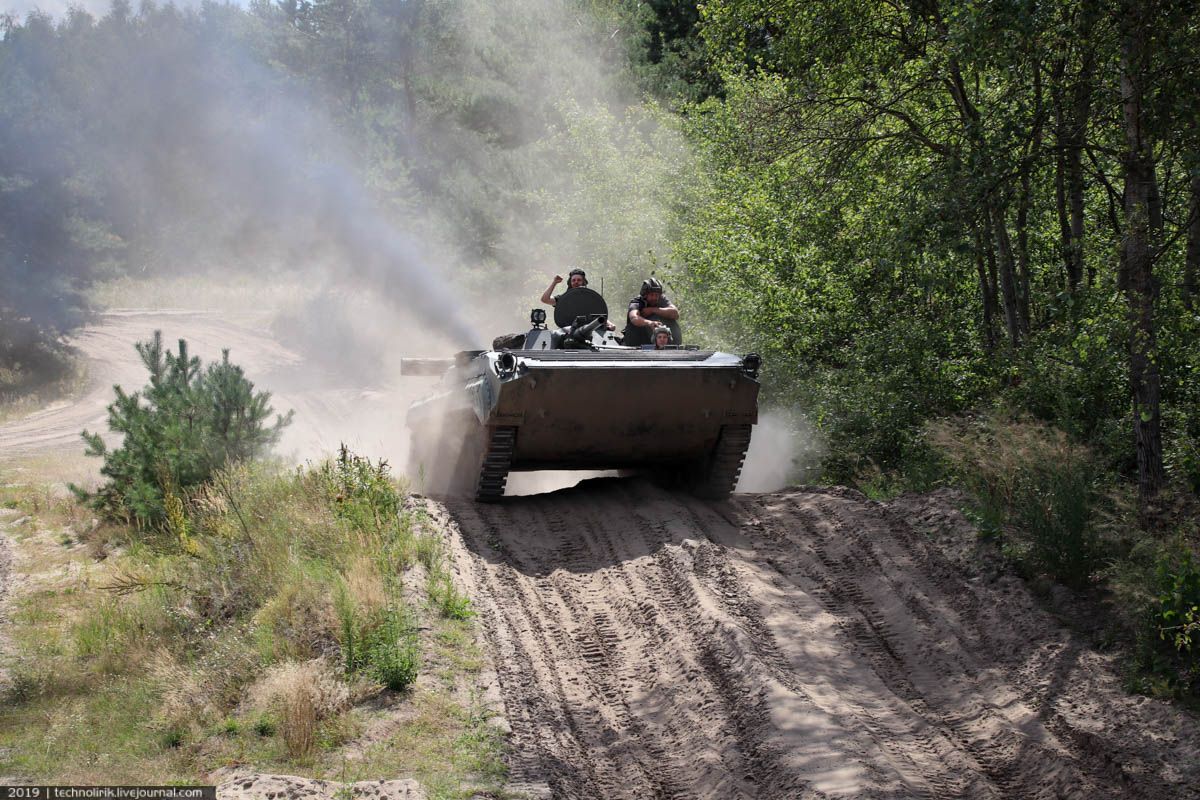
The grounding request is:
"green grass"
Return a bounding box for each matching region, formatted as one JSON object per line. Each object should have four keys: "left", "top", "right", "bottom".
{"left": 0, "top": 454, "right": 506, "bottom": 795}
{"left": 346, "top": 688, "right": 508, "bottom": 800}
{"left": 0, "top": 674, "right": 191, "bottom": 783}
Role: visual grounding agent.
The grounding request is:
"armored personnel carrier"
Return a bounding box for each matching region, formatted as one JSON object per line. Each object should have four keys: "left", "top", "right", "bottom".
{"left": 403, "top": 287, "right": 760, "bottom": 501}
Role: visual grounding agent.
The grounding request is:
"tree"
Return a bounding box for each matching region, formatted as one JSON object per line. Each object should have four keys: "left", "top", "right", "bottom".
{"left": 76, "top": 332, "right": 293, "bottom": 526}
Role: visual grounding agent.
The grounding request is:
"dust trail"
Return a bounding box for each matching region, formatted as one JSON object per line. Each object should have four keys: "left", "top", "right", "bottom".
{"left": 737, "top": 410, "right": 823, "bottom": 492}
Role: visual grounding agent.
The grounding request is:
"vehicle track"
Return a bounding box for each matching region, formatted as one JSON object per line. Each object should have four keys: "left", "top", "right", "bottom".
{"left": 437, "top": 479, "right": 1200, "bottom": 800}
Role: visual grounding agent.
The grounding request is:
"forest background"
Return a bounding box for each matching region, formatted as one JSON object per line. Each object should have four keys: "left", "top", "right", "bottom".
{"left": 1, "top": 0, "right": 1198, "bottom": 688}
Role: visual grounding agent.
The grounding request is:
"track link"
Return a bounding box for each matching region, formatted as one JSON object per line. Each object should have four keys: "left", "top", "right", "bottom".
{"left": 694, "top": 423, "right": 753, "bottom": 499}
{"left": 476, "top": 425, "right": 517, "bottom": 502}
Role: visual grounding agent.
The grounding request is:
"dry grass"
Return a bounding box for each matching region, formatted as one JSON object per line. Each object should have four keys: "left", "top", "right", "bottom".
{"left": 248, "top": 659, "right": 351, "bottom": 762}
{"left": 87, "top": 273, "right": 318, "bottom": 317}
{"left": 343, "top": 555, "right": 389, "bottom": 621}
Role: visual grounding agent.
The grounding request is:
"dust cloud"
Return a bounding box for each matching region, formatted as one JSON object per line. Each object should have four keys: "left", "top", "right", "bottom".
{"left": 2, "top": 0, "right": 684, "bottom": 442}
{"left": 0, "top": 0, "right": 785, "bottom": 490}
{"left": 736, "top": 410, "right": 824, "bottom": 493}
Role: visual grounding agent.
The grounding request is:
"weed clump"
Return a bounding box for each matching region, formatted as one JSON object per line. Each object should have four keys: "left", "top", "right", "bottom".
{"left": 930, "top": 414, "right": 1103, "bottom": 588}
{"left": 248, "top": 659, "right": 350, "bottom": 762}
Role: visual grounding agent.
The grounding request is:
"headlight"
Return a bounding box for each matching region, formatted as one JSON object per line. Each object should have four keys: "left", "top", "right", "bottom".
{"left": 496, "top": 352, "right": 518, "bottom": 376}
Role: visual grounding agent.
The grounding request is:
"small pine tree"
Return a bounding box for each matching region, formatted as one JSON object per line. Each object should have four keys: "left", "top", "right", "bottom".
{"left": 75, "top": 331, "right": 293, "bottom": 527}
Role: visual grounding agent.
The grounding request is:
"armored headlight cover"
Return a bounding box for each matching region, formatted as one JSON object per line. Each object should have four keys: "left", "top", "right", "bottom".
{"left": 496, "top": 351, "right": 519, "bottom": 376}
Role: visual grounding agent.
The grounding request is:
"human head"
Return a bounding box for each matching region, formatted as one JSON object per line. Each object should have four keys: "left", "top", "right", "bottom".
{"left": 640, "top": 277, "right": 663, "bottom": 304}
{"left": 653, "top": 327, "right": 672, "bottom": 348}
{"left": 567, "top": 268, "right": 588, "bottom": 289}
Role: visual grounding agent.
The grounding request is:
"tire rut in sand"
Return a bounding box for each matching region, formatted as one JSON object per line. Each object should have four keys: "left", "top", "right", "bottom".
{"left": 437, "top": 479, "right": 1200, "bottom": 800}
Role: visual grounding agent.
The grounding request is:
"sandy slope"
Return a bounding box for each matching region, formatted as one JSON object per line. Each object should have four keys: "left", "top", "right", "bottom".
{"left": 437, "top": 479, "right": 1200, "bottom": 800}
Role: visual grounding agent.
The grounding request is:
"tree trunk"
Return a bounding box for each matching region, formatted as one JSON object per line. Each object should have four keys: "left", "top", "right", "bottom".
{"left": 1120, "top": 6, "right": 1166, "bottom": 501}
{"left": 1071, "top": 1, "right": 1098, "bottom": 290}
{"left": 1014, "top": 60, "right": 1042, "bottom": 329}
{"left": 973, "top": 224, "right": 998, "bottom": 350}
{"left": 1186, "top": 170, "right": 1200, "bottom": 311}
{"left": 989, "top": 201, "right": 1022, "bottom": 348}
{"left": 1067, "top": 137, "right": 1088, "bottom": 289}
{"left": 1016, "top": 169, "right": 1033, "bottom": 331}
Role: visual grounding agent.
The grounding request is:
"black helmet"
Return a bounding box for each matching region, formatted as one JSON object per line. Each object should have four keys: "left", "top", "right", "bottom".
{"left": 640, "top": 277, "right": 663, "bottom": 296}
{"left": 567, "top": 268, "right": 588, "bottom": 286}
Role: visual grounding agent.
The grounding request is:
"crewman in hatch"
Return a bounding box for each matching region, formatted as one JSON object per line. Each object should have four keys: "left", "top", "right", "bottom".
{"left": 540, "top": 268, "right": 589, "bottom": 307}
{"left": 624, "top": 277, "right": 679, "bottom": 347}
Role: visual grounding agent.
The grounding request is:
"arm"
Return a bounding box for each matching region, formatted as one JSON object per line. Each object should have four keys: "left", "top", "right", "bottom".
{"left": 628, "top": 307, "right": 657, "bottom": 328}
{"left": 541, "top": 275, "right": 562, "bottom": 306}
{"left": 651, "top": 302, "right": 679, "bottom": 321}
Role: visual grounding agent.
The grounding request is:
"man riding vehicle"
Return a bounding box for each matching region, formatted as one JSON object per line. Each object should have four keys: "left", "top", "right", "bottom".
{"left": 652, "top": 326, "right": 673, "bottom": 349}
{"left": 542, "top": 268, "right": 616, "bottom": 331}
{"left": 541, "top": 268, "right": 589, "bottom": 307}
{"left": 624, "top": 277, "right": 680, "bottom": 347}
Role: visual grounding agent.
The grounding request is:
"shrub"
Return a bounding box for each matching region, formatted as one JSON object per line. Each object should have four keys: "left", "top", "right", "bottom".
{"left": 74, "top": 331, "right": 292, "bottom": 527}
{"left": 366, "top": 612, "right": 421, "bottom": 691}
{"left": 1141, "top": 545, "right": 1200, "bottom": 694}
{"left": 313, "top": 444, "right": 402, "bottom": 536}
{"left": 333, "top": 552, "right": 420, "bottom": 692}
{"left": 930, "top": 414, "right": 1102, "bottom": 588}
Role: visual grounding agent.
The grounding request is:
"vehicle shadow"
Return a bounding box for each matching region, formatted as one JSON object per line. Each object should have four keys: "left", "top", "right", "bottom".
{"left": 437, "top": 474, "right": 753, "bottom": 578}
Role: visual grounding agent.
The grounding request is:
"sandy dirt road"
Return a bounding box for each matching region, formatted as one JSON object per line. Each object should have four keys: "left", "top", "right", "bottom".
{"left": 0, "top": 310, "right": 419, "bottom": 478}
{"left": 439, "top": 479, "right": 1200, "bottom": 800}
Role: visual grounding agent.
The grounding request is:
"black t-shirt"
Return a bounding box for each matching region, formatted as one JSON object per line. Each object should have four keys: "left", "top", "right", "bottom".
{"left": 623, "top": 295, "right": 672, "bottom": 346}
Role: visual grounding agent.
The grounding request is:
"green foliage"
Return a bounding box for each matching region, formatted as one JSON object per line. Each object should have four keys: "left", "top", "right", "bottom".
{"left": 366, "top": 611, "right": 421, "bottom": 692}
{"left": 315, "top": 444, "right": 403, "bottom": 536}
{"left": 428, "top": 567, "right": 474, "bottom": 621}
{"left": 75, "top": 332, "right": 292, "bottom": 527}
{"left": 931, "top": 415, "right": 1102, "bottom": 588}
{"left": 1128, "top": 541, "right": 1200, "bottom": 699}
{"left": 334, "top": 575, "right": 420, "bottom": 692}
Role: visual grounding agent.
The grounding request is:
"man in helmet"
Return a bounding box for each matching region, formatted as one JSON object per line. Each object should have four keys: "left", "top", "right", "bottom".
{"left": 652, "top": 326, "right": 673, "bottom": 350}
{"left": 624, "top": 277, "right": 679, "bottom": 347}
{"left": 540, "top": 268, "right": 589, "bottom": 307}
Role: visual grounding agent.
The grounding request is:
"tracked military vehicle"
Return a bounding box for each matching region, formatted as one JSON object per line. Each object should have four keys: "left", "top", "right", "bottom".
{"left": 402, "top": 287, "right": 760, "bottom": 501}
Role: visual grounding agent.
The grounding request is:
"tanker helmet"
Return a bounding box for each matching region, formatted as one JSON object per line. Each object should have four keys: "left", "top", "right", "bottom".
{"left": 640, "top": 277, "right": 664, "bottom": 296}
{"left": 653, "top": 326, "right": 673, "bottom": 344}
{"left": 567, "top": 268, "right": 588, "bottom": 287}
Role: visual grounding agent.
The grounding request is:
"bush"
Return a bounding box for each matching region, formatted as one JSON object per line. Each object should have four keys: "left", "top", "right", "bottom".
{"left": 930, "top": 414, "right": 1103, "bottom": 588}
{"left": 75, "top": 331, "right": 292, "bottom": 527}
{"left": 333, "top": 552, "right": 419, "bottom": 691}
{"left": 1140, "top": 545, "right": 1200, "bottom": 694}
{"left": 366, "top": 611, "right": 421, "bottom": 691}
